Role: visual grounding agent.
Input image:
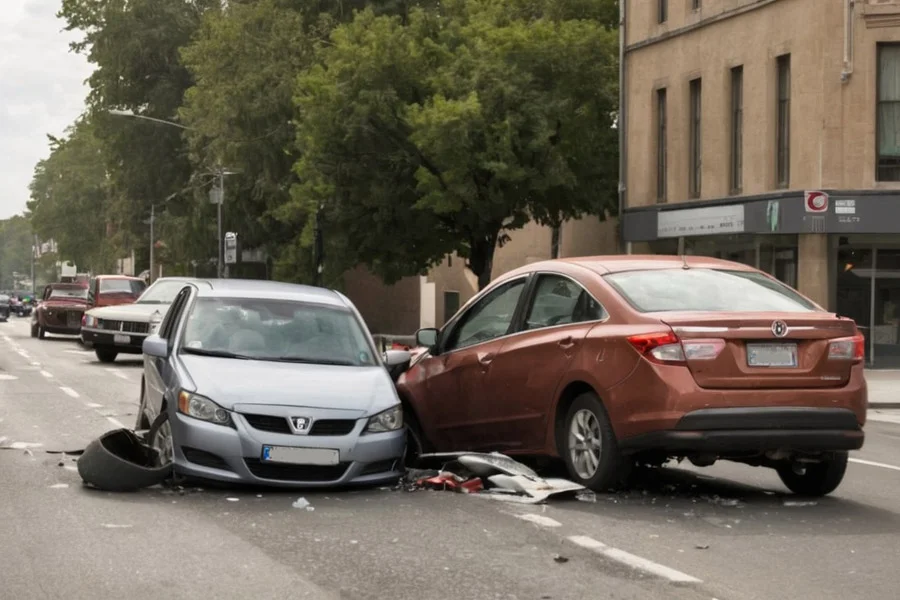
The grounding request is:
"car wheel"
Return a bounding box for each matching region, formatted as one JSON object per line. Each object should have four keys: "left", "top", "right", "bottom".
{"left": 95, "top": 348, "right": 118, "bottom": 363}
{"left": 775, "top": 452, "right": 848, "bottom": 497}
{"left": 30, "top": 322, "right": 38, "bottom": 338}
{"left": 403, "top": 409, "right": 429, "bottom": 467}
{"left": 562, "top": 392, "right": 630, "bottom": 491}
{"left": 146, "top": 411, "right": 174, "bottom": 468}
{"left": 37, "top": 325, "right": 45, "bottom": 339}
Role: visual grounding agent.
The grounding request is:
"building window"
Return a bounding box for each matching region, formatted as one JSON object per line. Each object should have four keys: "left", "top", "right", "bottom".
{"left": 658, "top": 0, "right": 667, "bottom": 23}
{"left": 692, "top": 0, "right": 701, "bottom": 10}
{"left": 877, "top": 44, "right": 900, "bottom": 181}
{"left": 689, "top": 78, "right": 702, "bottom": 199}
{"left": 776, "top": 54, "right": 791, "bottom": 188}
{"left": 656, "top": 88, "right": 667, "bottom": 203}
{"left": 730, "top": 66, "right": 743, "bottom": 194}
{"left": 443, "top": 291, "right": 460, "bottom": 325}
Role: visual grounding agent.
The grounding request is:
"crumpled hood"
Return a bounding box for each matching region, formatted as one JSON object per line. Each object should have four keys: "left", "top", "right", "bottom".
{"left": 179, "top": 355, "right": 399, "bottom": 415}
{"left": 86, "top": 302, "right": 171, "bottom": 321}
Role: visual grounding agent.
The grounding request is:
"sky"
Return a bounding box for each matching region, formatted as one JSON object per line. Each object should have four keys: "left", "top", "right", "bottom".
{"left": 0, "top": 0, "right": 92, "bottom": 220}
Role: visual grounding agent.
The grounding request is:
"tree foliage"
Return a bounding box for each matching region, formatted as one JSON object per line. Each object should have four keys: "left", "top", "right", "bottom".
{"left": 290, "top": 0, "right": 619, "bottom": 288}
{"left": 0, "top": 216, "right": 36, "bottom": 290}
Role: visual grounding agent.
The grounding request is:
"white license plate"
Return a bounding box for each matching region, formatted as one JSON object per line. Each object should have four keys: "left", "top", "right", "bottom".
{"left": 747, "top": 343, "right": 798, "bottom": 367}
{"left": 262, "top": 446, "right": 339, "bottom": 466}
{"left": 113, "top": 334, "right": 130, "bottom": 344}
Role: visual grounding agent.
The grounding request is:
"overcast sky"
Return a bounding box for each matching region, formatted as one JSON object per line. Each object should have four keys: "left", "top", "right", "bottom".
{"left": 0, "top": 0, "right": 92, "bottom": 220}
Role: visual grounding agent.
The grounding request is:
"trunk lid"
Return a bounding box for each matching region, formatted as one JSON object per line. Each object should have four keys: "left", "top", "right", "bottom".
{"left": 658, "top": 311, "right": 860, "bottom": 389}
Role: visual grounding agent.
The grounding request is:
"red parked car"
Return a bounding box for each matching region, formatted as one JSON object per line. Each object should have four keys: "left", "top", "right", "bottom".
{"left": 31, "top": 282, "right": 90, "bottom": 338}
{"left": 397, "top": 255, "right": 866, "bottom": 497}
{"left": 87, "top": 275, "right": 147, "bottom": 309}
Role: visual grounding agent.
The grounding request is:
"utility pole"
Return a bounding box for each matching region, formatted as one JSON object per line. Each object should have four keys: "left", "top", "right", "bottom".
{"left": 149, "top": 204, "right": 155, "bottom": 283}
{"left": 217, "top": 169, "right": 225, "bottom": 279}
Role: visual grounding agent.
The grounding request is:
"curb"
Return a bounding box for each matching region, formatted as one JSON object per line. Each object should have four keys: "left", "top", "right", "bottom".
{"left": 869, "top": 403, "right": 900, "bottom": 410}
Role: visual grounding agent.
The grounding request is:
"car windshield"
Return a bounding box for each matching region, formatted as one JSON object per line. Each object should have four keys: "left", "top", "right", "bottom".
{"left": 180, "top": 297, "right": 377, "bottom": 366}
{"left": 604, "top": 268, "right": 820, "bottom": 313}
{"left": 48, "top": 287, "right": 89, "bottom": 300}
{"left": 100, "top": 278, "right": 146, "bottom": 295}
{"left": 137, "top": 280, "right": 189, "bottom": 305}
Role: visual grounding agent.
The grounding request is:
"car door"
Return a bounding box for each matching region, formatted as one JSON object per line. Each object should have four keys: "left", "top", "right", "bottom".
{"left": 423, "top": 276, "right": 530, "bottom": 450}
{"left": 144, "top": 286, "right": 192, "bottom": 416}
{"left": 484, "top": 273, "right": 610, "bottom": 452}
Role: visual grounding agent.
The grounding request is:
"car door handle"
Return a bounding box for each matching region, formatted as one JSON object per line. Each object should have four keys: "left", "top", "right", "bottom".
{"left": 478, "top": 352, "right": 495, "bottom": 366}
{"left": 558, "top": 337, "right": 575, "bottom": 350}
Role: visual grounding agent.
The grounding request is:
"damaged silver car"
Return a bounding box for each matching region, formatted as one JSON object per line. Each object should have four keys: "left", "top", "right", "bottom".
{"left": 136, "top": 279, "right": 412, "bottom": 487}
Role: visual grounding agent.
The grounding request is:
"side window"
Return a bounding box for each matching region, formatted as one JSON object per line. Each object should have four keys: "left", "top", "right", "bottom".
{"left": 444, "top": 279, "right": 526, "bottom": 351}
{"left": 159, "top": 288, "right": 190, "bottom": 340}
{"left": 524, "top": 275, "right": 608, "bottom": 330}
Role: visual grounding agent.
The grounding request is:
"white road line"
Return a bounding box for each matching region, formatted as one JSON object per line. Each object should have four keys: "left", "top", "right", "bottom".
{"left": 40, "top": 370, "right": 53, "bottom": 378}
{"left": 84, "top": 402, "right": 103, "bottom": 409}
{"left": 516, "top": 513, "right": 562, "bottom": 528}
{"left": 567, "top": 535, "right": 702, "bottom": 584}
{"left": 30, "top": 361, "right": 40, "bottom": 367}
{"left": 59, "top": 387, "right": 80, "bottom": 399}
{"left": 849, "top": 457, "right": 900, "bottom": 472}
{"left": 106, "top": 417, "right": 126, "bottom": 429}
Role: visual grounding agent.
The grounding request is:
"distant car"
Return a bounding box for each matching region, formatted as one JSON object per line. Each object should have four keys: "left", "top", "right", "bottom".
{"left": 399, "top": 255, "right": 867, "bottom": 497}
{"left": 31, "top": 283, "right": 90, "bottom": 338}
{"left": 138, "top": 279, "right": 411, "bottom": 487}
{"left": 86, "top": 275, "right": 147, "bottom": 310}
{"left": 0, "top": 295, "right": 10, "bottom": 322}
{"left": 9, "top": 295, "right": 32, "bottom": 317}
{"left": 80, "top": 277, "right": 200, "bottom": 363}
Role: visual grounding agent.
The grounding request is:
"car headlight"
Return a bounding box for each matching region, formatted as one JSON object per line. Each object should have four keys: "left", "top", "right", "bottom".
{"left": 177, "top": 391, "right": 231, "bottom": 426}
{"left": 364, "top": 404, "right": 403, "bottom": 433}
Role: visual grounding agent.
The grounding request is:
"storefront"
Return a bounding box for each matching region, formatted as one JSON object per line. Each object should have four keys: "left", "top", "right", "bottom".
{"left": 622, "top": 190, "right": 900, "bottom": 368}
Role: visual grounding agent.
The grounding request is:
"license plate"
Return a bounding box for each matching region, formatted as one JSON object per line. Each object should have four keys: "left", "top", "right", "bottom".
{"left": 113, "top": 334, "right": 130, "bottom": 344}
{"left": 262, "top": 446, "right": 340, "bottom": 466}
{"left": 747, "top": 343, "right": 798, "bottom": 367}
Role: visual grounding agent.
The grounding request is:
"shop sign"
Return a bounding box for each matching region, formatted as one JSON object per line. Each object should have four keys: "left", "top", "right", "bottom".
{"left": 656, "top": 204, "right": 745, "bottom": 238}
{"left": 804, "top": 191, "right": 829, "bottom": 213}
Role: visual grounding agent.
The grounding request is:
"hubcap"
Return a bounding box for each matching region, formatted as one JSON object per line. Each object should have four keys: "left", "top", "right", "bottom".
{"left": 568, "top": 409, "right": 603, "bottom": 480}
{"left": 152, "top": 419, "right": 174, "bottom": 467}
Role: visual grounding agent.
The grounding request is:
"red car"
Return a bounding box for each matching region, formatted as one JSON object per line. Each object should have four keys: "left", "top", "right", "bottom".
{"left": 87, "top": 275, "right": 147, "bottom": 309}
{"left": 398, "top": 255, "right": 866, "bottom": 497}
{"left": 31, "top": 282, "right": 90, "bottom": 338}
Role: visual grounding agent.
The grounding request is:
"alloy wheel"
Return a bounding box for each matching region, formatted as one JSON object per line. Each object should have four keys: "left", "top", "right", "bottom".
{"left": 568, "top": 408, "right": 603, "bottom": 480}
{"left": 152, "top": 419, "right": 175, "bottom": 467}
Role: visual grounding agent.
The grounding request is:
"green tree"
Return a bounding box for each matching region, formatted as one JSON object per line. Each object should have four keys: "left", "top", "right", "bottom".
{"left": 0, "top": 216, "right": 36, "bottom": 290}
{"left": 290, "top": 0, "right": 619, "bottom": 289}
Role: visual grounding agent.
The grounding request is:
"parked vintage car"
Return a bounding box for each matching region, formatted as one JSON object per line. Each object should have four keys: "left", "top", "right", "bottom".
{"left": 80, "top": 277, "right": 198, "bottom": 363}
{"left": 31, "top": 282, "right": 90, "bottom": 338}
{"left": 86, "top": 275, "right": 147, "bottom": 310}
{"left": 397, "top": 255, "right": 867, "bottom": 497}
{"left": 137, "top": 279, "right": 411, "bottom": 487}
{"left": 0, "top": 294, "right": 10, "bottom": 322}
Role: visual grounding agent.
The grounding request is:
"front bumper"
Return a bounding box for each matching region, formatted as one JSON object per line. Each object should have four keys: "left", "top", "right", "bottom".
{"left": 81, "top": 327, "right": 147, "bottom": 354}
{"left": 169, "top": 406, "right": 406, "bottom": 487}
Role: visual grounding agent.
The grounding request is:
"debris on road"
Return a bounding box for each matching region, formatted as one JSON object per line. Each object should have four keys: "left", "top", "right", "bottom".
{"left": 694, "top": 544, "right": 710, "bottom": 550}
{"left": 553, "top": 554, "right": 569, "bottom": 563}
{"left": 292, "top": 497, "right": 314, "bottom": 510}
{"left": 77, "top": 428, "right": 171, "bottom": 492}
{"left": 783, "top": 500, "right": 818, "bottom": 507}
{"left": 410, "top": 452, "right": 585, "bottom": 503}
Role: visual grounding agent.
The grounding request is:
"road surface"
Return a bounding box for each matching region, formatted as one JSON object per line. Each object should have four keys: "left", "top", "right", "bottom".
{"left": 2, "top": 316, "right": 899, "bottom": 599}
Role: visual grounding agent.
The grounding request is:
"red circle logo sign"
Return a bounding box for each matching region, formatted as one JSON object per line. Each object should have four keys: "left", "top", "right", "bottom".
{"left": 805, "top": 191, "right": 829, "bottom": 213}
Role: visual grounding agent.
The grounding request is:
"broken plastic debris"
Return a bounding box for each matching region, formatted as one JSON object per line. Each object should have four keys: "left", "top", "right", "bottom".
{"left": 553, "top": 554, "right": 569, "bottom": 563}
{"left": 695, "top": 544, "right": 710, "bottom": 550}
{"left": 575, "top": 490, "right": 597, "bottom": 503}
{"left": 226, "top": 497, "right": 239, "bottom": 502}
{"left": 292, "top": 497, "right": 311, "bottom": 509}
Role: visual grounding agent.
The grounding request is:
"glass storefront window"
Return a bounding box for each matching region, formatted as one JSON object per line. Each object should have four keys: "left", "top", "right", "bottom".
{"left": 682, "top": 234, "right": 798, "bottom": 288}
{"left": 836, "top": 246, "right": 873, "bottom": 364}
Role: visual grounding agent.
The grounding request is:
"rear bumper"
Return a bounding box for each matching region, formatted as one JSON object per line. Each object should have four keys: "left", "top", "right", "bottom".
{"left": 619, "top": 407, "right": 864, "bottom": 454}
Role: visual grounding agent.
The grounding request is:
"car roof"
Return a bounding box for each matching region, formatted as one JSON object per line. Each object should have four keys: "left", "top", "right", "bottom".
{"left": 501, "top": 254, "right": 758, "bottom": 279}
{"left": 190, "top": 279, "right": 347, "bottom": 308}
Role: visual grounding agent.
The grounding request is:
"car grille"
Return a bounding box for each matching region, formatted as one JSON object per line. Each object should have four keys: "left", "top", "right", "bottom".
{"left": 242, "top": 414, "right": 357, "bottom": 436}
{"left": 100, "top": 320, "right": 150, "bottom": 334}
{"left": 243, "top": 458, "right": 349, "bottom": 482}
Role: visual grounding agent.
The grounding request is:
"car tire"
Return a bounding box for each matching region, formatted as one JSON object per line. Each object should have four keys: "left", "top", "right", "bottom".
{"left": 775, "top": 451, "right": 849, "bottom": 497}
{"left": 403, "top": 409, "right": 429, "bottom": 467}
{"left": 30, "top": 322, "right": 38, "bottom": 338}
{"left": 95, "top": 348, "right": 118, "bottom": 363}
{"left": 37, "top": 325, "right": 45, "bottom": 339}
{"left": 561, "top": 392, "right": 631, "bottom": 491}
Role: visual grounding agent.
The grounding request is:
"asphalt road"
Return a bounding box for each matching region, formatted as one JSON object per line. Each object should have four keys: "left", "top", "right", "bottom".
{"left": 2, "top": 316, "right": 900, "bottom": 600}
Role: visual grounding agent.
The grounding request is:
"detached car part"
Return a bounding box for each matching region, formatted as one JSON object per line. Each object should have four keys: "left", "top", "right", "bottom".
{"left": 77, "top": 428, "right": 172, "bottom": 492}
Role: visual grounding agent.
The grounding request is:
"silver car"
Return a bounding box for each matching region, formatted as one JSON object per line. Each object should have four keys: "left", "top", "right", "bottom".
{"left": 138, "top": 279, "right": 412, "bottom": 487}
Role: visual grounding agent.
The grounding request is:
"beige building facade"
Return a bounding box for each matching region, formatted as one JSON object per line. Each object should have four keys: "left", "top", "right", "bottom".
{"left": 621, "top": 0, "right": 900, "bottom": 367}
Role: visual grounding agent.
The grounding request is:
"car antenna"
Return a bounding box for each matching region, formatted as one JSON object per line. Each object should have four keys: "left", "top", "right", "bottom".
{"left": 681, "top": 254, "right": 690, "bottom": 270}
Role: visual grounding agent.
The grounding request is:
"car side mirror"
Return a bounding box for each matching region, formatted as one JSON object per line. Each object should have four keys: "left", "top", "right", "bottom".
{"left": 142, "top": 335, "right": 169, "bottom": 358}
{"left": 415, "top": 327, "right": 439, "bottom": 349}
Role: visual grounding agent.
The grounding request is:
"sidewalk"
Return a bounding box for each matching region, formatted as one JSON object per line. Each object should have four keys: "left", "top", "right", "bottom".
{"left": 866, "top": 370, "right": 900, "bottom": 408}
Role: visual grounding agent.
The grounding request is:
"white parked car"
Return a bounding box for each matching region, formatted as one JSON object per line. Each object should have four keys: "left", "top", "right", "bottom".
{"left": 81, "top": 277, "right": 200, "bottom": 363}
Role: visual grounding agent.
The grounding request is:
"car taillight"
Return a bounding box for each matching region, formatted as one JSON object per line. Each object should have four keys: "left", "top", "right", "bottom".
{"left": 828, "top": 334, "right": 865, "bottom": 361}
{"left": 627, "top": 332, "right": 725, "bottom": 365}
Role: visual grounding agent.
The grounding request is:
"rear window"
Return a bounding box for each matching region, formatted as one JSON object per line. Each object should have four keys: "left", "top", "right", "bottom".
{"left": 604, "top": 268, "right": 819, "bottom": 313}
{"left": 100, "top": 279, "right": 146, "bottom": 295}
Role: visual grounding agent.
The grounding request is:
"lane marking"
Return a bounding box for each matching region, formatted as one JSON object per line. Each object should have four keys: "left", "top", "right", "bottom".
{"left": 60, "top": 387, "right": 80, "bottom": 399}
{"left": 30, "top": 361, "right": 40, "bottom": 366}
{"left": 0, "top": 374, "right": 19, "bottom": 381}
{"left": 84, "top": 402, "right": 103, "bottom": 408}
{"left": 567, "top": 535, "right": 702, "bottom": 584}
{"left": 106, "top": 417, "right": 126, "bottom": 429}
{"left": 40, "top": 370, "right": 53, "bottom": 378}
{"left": 516, "top": 513, "right": 562, "bottom": 528}
{"left": 105, "top": 368, "right": 131, "bottom": 381}
{"left": 849, "top": 457, "right": 900, "bottom": 473}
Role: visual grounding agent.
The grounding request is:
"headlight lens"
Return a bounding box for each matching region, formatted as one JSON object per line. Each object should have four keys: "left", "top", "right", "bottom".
{"left": 177, "top": 391, "right": 230, "bottom": 426}
{"left": 364, "top": 404, "right": 403, "bottom": 433}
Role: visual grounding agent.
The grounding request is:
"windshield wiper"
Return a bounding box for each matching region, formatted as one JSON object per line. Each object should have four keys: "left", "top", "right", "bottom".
{"left": 182, "top": 347, "right": 252, "bottom": 360}
{"left": 267, "top": 356, "right": 357, "bottom": 366}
